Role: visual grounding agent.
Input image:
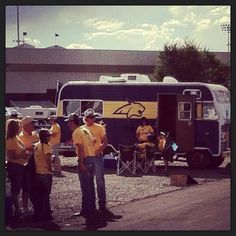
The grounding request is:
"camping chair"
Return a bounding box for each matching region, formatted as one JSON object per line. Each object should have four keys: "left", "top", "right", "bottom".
{"left": 103, "top": 144, "right": 119, "bottom": 156}
{"left": 117, "top": 144, "right": 137, "bottom": 175}
{"left": 144, "top": 145, "right": 156, "bottom": 174}
{"left": 103, "top": 144, "right": 119, "bottom": 169}
{"left": 135, "top": 147, "right": 147, "bottom": 174}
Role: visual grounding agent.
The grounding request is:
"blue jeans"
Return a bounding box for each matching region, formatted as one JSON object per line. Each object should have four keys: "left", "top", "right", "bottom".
{"left": 94, "top": 155, "right": 106, "bottom": 209}
{"left": 78, "top": 157, "right": 96, "bottom": 216}
{"left": 34, "top": 174, "right": 53, "bottom": 220}
{"left": 7, "top": 162, "right": 30, "bottom": 195}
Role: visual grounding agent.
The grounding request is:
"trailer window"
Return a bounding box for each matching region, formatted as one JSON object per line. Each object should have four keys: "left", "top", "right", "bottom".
{"left": 63, "top": 100, "right": 81, "bottom": 116}
{"left": 203, "top": 102, "right": 218, "bottom": 120}
{"left": 178, "top": 102, "right": 192, "bottom": 120}
{"left": 213, "top": 89, "right": 230, "bottom": 103}
{"left": 81, "top": 100, "right": 103, "bottom": 117}
{"left": 35, "top": 112, "right": 43, "bottom": 116}
{"left": 196, "top": 102, "right": 203, "bottom": 119}
{"left": 62, "top": 100, "right": 103, "bottom": 117}
{"left": 183, "top": 89, "right": 201, "bottom": 99}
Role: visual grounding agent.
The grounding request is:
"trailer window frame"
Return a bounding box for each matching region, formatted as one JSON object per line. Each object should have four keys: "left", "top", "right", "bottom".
{"left": 203, "top": 101, "right": 219, "bottom": 120}
{"left": 183, "top": 89, "right": 202, "bottom": 100}
{"left": 62, "top": 99, "right": 104, "bottom": 117}
{"left": 178, "top": 102, "right": 192, "bottom": 121}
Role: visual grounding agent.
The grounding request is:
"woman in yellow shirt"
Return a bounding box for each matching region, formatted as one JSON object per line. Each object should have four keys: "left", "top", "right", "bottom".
{"left": 34, "top": 129, "right": 53, "bottom": 221}
{"left": 6, "top": 119, "right": 29, "bottom": 218}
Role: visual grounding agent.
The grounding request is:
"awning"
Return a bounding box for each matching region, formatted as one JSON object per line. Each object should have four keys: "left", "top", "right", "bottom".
{"left": 9, "top": 100, "right": 56, "bottom": 108}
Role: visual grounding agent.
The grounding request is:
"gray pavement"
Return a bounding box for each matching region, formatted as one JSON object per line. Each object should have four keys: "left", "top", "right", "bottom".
{"left": 98, "top": 178, "right": 230, "bottom": 231}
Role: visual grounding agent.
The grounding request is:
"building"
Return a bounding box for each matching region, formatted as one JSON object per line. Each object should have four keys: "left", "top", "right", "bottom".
{"left": 5, "top": 45, "right": 230, "bottom": 107}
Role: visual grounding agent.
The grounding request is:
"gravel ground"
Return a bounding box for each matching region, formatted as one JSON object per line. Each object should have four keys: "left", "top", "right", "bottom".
{"left": 6, "top": 154, "right": 230, "bottom": 230}
{"left": 50, "top": 155, "right": 230, "bottom": 225}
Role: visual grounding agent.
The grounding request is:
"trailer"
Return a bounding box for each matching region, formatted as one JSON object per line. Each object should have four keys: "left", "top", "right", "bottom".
{"left": 6, "top": 105, "right": 57, "bottom": 130}
{"left": 56, "top": 75, "right": 230, "bottom": 169}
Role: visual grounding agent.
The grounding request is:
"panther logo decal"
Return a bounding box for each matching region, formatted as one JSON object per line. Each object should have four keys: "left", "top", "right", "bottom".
{"left": 113, "top": 101, "right": 145, "bottom": 119}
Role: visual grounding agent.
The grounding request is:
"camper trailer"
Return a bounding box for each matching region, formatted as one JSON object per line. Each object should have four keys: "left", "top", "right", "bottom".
{"left": 56, "top": 75, "right": 230, "bottom": 169}
{"left": 6, "top": 105, "right": 57, "bottom": 130}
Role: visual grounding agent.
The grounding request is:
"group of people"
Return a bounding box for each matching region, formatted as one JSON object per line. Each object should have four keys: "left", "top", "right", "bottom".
{"left": 6, "top": 108, "right": 175, "bottom": 226}
{"left": 65, "top": 108, "right": 114, "bottom": 225}
{"left": 136, "top": 116, "right": 175, "bottom": 171}
{"left": 5, "top": 113, "right": 61, "bottom": 221}
{"left": 5, "top": 108, "right": 114, "bottom": 226}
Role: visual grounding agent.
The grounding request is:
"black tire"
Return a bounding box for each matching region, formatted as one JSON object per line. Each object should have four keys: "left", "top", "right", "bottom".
{"left": 209, "top": 155, "right": 225, "bottom": 168}
{"left": 187, "top": 151, "right": 211, "bottom": 169}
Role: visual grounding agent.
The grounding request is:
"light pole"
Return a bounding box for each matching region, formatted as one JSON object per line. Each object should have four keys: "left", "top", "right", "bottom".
{"left": 221, "top": 23, "right": 231, "bottom": 53}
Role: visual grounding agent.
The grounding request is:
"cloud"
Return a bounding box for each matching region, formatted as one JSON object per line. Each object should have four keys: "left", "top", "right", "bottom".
{"left": 25, "top": 37, "right": 41, "bottom": 46}
{"left": 83, "top": 6, "right": 230, "bottom": 51}
{"left": 167, "top": 37, "right": 185, "bottom": 47}
{"left": 214, "top": 16, "right": 230, "bottom": 25}
{"left": 84, "top": 18, "right": 124, "bottom": 32}
{"left": 66, "top": 43, "right": 94, "bottom": 49}
{"left": 195, "top": 19, "right": 211, "bottom": 31}
{"left": 86, "top": 20, "right": 179, "bottom": 51}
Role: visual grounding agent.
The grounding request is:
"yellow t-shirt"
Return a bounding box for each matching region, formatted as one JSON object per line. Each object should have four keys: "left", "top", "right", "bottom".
{"left": 82, "top": 123, "right": 106, "bottom": 153}
{"left": 34, "top": 142, "right": 52, "bottom": 174}
{"left": 6, "top": 136, "right": 27, "bottom": 165}
{"left": 136, "top": 125, "right": 154, "bottom": 142}
{"left": 18, "top": 131, "right": 39, "bottom": 150}
{"left": 49, "top": 123, "right": 61, "bottom": 146}
{"left": 72, "top": 127, "right": 95, "bottom": 158}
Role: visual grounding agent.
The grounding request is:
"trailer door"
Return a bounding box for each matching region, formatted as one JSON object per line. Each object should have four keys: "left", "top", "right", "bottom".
{"left": 176, "top": 95, "right": 195, "bottom": 152}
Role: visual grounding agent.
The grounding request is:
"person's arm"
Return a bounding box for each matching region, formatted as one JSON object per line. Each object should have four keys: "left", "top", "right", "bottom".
{"left": 75, "top": 143, "right": 86, "bottom": 172}
{"left": 149, "top": 125, "right": 154, "bottom": 135}
{"left": 96, "top": 134, "right": 108, "bottom": 156}
{"left": 136, "top": 127, "right": 141, "bottom": 141}
{"left": 45, "top": 153, "right": 53, "bottom": 172}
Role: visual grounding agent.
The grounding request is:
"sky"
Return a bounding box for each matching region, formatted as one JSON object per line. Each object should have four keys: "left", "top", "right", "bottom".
{"left": 5, "top": 5, "right": 231, "bottom": 52}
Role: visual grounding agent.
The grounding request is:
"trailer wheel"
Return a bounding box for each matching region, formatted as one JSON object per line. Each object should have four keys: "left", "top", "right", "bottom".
{"left": 187, "top": 151, "right": 210, "bottom": 169}
{"left": 209, "top": 155, "right": 225, "bottom": 168}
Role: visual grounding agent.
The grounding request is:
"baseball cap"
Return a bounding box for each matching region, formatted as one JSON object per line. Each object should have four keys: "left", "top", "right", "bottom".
{"left": 21, "top": 116, "right": 37, "bottom": 126}
{"left": 84, "top": 108, "right": 98, "bottom": 118}
{"left": 160, "top": 131, "right": 166, "bottom": 136}
{"left": 65, "top": 113, "right": 79, "bottom": 122}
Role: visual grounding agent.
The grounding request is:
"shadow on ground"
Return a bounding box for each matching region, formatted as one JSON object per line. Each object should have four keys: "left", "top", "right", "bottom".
{"left": 61, "top": 162, "right": 230, "bottom": 180}
{"left": 6, "top": 216, "right": 62, "bottom": 231}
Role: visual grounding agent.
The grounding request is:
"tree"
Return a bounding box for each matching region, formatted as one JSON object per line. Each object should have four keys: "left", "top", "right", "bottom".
{"left": 154, "top": 40, "right": 230, "bottom": 88}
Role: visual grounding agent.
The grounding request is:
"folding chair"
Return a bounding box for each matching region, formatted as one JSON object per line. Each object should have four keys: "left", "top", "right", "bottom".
{"left": 136, "top": 149, "right": 146, "bottom": 174}
{"left": 117, "top": 144, "right": 136, "bottom": 175}
{"left": 103, "top": 144, "right": 119, "bottom": 169}
{"left": 144, "top": 145, "right": 156, "bottom": 174}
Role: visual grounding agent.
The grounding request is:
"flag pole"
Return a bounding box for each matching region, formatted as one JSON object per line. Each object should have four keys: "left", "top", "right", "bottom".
{"left": 16, "top": 6, "right": 20, "bottom": 46}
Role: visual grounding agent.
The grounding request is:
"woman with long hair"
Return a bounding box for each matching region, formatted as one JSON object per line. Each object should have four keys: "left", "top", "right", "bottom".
{"left": 34, "top": 128, "right": 53, "bottom": 221}
{"left": 6, "top": 119, "right": 29, "bottom": 218}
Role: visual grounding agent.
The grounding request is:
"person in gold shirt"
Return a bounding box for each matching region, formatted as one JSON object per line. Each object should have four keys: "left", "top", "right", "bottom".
{"left": 34, "top": 129, "right": 53, "bottom": 221}
{"left": 18, "top": 116, "right": 39, "bottom": 151}
{"left": 18, "top": 116, "right": 39, "bottom": 215}
{"left": 136, "top": 117, "right": 155, "bottom": 159}
{"left": 82, "top": 108, "right": 115, "bottom": 218}
{"left": 66, "top": 113, "right": 97, "bottom": 225}
{"left": 6, "top": 119, "right": 30, "bottom": 218}
{"left": 48, "top": 115, "right": 61, "bottom": 176}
